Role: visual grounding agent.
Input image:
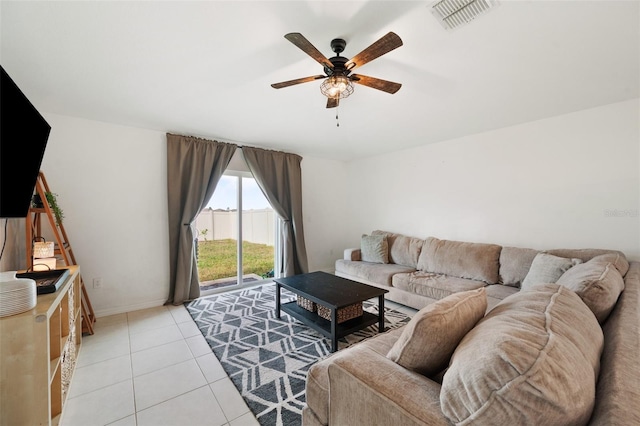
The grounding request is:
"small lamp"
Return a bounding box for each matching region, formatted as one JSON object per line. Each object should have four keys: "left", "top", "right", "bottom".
{"left": 33, "top": 240, "right": 56, "bottom": 271}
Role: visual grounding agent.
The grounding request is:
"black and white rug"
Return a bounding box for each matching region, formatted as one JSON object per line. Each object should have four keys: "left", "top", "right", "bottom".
{"left": 185, "top": 283, "right": 411, "bottom": 426}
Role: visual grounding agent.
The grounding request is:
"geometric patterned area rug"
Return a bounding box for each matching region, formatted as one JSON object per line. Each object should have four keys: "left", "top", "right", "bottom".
{"left": 185, "top": 283, "right": 411, "bottom": 426}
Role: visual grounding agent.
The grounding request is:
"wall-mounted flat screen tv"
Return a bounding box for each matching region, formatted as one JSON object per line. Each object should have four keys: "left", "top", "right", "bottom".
{"left": 0, "top": 65, "right": 51, "bottom": 218}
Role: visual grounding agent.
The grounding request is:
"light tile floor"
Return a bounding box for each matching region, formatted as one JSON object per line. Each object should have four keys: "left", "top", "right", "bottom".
{"left": 61, "top": 293, "right": 417, "bottom": 426}
{"left": 61, "top": 303, "right": 260, "bottom": 426}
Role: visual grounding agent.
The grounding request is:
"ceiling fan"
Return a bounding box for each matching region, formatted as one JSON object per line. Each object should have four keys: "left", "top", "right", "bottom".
{"left": 271, "top": 32, "right": 403, "bottom": 108}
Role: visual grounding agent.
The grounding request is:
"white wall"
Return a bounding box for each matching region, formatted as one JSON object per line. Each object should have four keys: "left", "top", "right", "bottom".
{"left": 2, "top": 98, "right": 636, "bottom": 316}
{"left": 0, "top": 114, "right": 348, "bottom": 316}
{"left": 33, "top": 114, "right": 169, "bottom": 316}
{"left": 345, "top": 99, "right": 640, "bottom": 261}
{"left": 301, "top": 156, "right": 350, "bottom": 272}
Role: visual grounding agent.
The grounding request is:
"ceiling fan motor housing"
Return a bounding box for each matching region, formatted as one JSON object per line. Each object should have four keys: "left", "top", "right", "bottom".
{"left": 325, "top": 56, "right": 349, "bottom": 76}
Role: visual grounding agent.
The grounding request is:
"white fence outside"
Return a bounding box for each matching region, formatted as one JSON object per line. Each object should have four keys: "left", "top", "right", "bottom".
{"left": 195, "top": 208, "right": 275, "bottom": 246}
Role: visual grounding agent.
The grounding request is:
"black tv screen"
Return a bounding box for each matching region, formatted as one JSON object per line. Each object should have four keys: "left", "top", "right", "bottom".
{"left": 0, "top": 65, "right": 51, "bottom": 218}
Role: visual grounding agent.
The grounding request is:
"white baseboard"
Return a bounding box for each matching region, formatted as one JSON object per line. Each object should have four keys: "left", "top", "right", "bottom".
{"left": 93, "top": 298, "right": 167, "bottom": 318}
{"left": 94, "top": 271, "right": 335, "bottom": 318}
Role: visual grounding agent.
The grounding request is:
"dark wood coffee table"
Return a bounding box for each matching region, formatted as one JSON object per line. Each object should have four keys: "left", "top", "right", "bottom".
{"left": 274, "top": 271, "right": 388, "bottom": 352}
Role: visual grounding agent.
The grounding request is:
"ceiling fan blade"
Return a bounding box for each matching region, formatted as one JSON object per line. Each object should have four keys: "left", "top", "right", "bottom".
{"left": 284, "top": 33, "right": 333, "bottom": 69}
{"left": 326, "top": 97, "right": 339, "bottom": 108}
{"left": 345, "top": 32, "right": 403, "bottom": 71}
{"left": 350, "top": 74, "right": 402, "bottom": 94}
{"left": 271, "top": 75, "right": 325, "bottom": 89}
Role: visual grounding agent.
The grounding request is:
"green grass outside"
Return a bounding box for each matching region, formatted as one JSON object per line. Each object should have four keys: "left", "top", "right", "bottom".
{"left": 197, "top": 239, "right": 274, "bottom": 282}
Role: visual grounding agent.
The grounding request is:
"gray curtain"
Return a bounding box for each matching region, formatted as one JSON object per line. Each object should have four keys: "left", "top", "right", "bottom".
{"left": 241, "top": 146, "right": 309, "bottom": 277}
{"left": 166, "top": 133, "right": 237, "bottom": 305}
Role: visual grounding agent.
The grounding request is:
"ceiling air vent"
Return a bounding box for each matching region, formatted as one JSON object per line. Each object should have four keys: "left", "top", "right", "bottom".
{"left": 431, "top": 0, "right": 500, "bottom": 30}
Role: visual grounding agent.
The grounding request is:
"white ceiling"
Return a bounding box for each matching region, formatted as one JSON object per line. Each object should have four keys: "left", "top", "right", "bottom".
{"left": 1, "top": 1, "right": 638, "bottom": 161}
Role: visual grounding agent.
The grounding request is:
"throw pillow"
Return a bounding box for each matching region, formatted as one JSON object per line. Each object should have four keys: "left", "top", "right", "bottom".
{"left": 360, "top": 234, "right": 389, "bottom": 264}
{"left": 557, "top": 261, "right": 625, "bottom": 323}
{"left": 386, "top": 287, "right": 487, "bottom": 376}
{"left": 521, "top": 252, "right": 581, "bottom": 290}
{"left": 441, "top": 283, "right": 604, "bottom": 425}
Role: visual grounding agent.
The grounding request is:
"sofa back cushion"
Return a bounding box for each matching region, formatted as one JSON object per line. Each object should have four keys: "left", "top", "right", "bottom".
{"left": 546, "top": 248, "right": 627, "bottom": 270}
{"left": 386, "top": 287, "right": 487, "bottom": 376}
{"left": 441, "top": 283, "right": 603, "bottom": 425}
{"left": 587, "top": 252, "right": 629, "bottom": 276}
{"left": 498, "top": 246, "right": 540, "bottom": 287}
{"left": 557, "top": 259, "right": 625, "bottom": 323}
{"left": 372, "top": 230, "right": 423, "bottom": 268}
{"left": 417, "top": 237, "right": 502, "bottom": 284}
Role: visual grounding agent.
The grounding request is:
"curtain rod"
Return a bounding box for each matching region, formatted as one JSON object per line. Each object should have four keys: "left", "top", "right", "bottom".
{"left": 166, "top": 133, "right": 300, "bottom": 156}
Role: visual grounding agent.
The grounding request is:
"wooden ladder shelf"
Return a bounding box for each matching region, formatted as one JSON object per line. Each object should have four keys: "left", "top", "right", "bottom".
{"left": 26, "top": 171, "right": 96, "bottom": 335}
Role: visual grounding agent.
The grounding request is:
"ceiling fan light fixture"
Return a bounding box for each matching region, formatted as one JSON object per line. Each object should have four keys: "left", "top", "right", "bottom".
{"left": 320, "top": 75, "right": 354, "bottom": 99}
{"left": 431, "top": 0, "right": 500, "bottom": 30}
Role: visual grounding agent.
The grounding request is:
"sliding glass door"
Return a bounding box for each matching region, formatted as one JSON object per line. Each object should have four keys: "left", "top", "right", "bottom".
{"left": 195, "top": 172, "right": 275, "bottom": 291}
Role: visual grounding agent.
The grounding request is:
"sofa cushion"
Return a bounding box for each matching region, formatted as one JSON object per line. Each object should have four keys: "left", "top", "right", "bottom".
{"left": 441, "top": 283, "right": 604, "bottom": 425}
{"left": 557, "top": 260, "right": 625, "bottom": 323}
{"left": 484, "top": 284, "right": 519, "bottom": 300}
{"left": 546, "top": 248, "right": 626, "bottom": 265}
{"left": 306, "top": 327, "right": 404, "bottom": 425}
{"left": 590, "top": 262, "right": 640, "bottom": 425}
{"left": 498, "top": 246, "right": 540, "bottom": 287}
{"left": 417, "top": 237, "right": 502, "bottom": 284}
{"left": 361, "top": 234, "right": 389, "bottom": 264}
{"left": 392, "top": 271, "right": 486, "bottom": 300}
{"left": 372, "top": 230, "right": 424, "bottom": 268}
{"left": 387, "top": 288, "right": 486, "bottom": 376}
{"left": 485, "top": 284, "right": 519, "bottom": 312}
{"left": 521, "top": 253, "right": 581, "bottom": 290}
{"left": 335, "top": 260, "right": 416, "bottom": 287}
{"left": 588, "top": 252, "right": 629, "bottom": 276}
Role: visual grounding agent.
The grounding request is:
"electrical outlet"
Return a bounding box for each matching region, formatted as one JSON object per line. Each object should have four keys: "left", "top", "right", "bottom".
{"left": 93, "top": 277, "right": 103, "bottom": 289}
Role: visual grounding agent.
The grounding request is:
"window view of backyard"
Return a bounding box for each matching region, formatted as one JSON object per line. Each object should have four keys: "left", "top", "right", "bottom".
{"left": 196, "top": 239, "right": 273, "bottom": 282}
{"left": 195, "top": 174, "right": 275, "bottom": 289}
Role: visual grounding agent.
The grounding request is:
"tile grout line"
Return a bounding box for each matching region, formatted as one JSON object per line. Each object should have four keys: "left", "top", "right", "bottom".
{"left": 127, "top": 311, "right": 139, "bottom": 426}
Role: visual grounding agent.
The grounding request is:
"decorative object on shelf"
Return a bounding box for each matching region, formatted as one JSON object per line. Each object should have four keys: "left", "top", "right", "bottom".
{"left": 33, "top": 258, "right": 56, "bottom": 271}
{"left": 32, "top": 193, "right": 45, "bottom": 208}
{"left": 45, "top": 192, "right": 65, "bottom": 226}
{"left": 33, "top": 238, "right": 56, "bottom": 271}
{"left": 0, "top": 271, "right": 37, "bottom": 317}
{"left": 33, "top": 239, "right": 54, "bottom": 258}
{"left": 17, "top": 269, "right": 70, "bottom": 296}
{"left": 32, "top": 191, "right": 65, "bottom": 225}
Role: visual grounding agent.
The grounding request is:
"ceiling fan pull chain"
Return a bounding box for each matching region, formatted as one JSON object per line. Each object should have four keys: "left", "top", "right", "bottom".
{"left": 336, "top": 106, "right": 340, "bottom": 127}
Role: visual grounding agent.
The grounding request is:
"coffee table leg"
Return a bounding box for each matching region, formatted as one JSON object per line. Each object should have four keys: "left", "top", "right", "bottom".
{"left": 275, "top": 283, "right": 281, "bottom": 319}
{"left": 331, "top": 308, "right": 338, "bottom": 352}
{"left": 378, "top": 295, "right": 385, "bottom": 333}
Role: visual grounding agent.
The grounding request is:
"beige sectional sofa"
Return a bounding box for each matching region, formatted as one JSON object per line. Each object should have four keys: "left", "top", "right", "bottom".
{"left": 303, "top": 230, "right": 640, "bottom": 425}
